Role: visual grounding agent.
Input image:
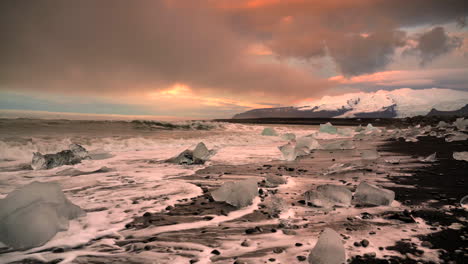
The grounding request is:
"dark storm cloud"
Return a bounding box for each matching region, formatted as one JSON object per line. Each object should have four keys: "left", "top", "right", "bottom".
{"left": 0, "top": 0, "right": 329, "bottom": 98}
{"left": 405, "top": 27, "right": 463, "bottom": 66}
{"left": 222, "top": 0, "right": 468, "bottom": 76}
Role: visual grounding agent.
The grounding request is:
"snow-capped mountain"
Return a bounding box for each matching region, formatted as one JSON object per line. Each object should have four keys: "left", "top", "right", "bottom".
{"left": 233, "top": 88, "right": 468, "bottom": 119}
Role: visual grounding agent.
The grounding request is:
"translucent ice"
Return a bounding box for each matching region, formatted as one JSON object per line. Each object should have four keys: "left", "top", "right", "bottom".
{"left": 353, "top": 182, "right": 395, "bottom": 206}
{"left": 308, "top": 228, "right": 346, "bottom": 264}
{"left": 0, "top": 182, "right": 84, "bottom": 249}
{"left": 322, "top": 140, "right": 355, "bottom": 150}
{"left": 261, "top": 127, "right": 278, "bottom": 136}
{"left": 445, "top": 133, "right": 468, "bottom": 142}
{"left": 453, "top": 151, "right": 468, "bottom": 161}
{"left": 437, "top": 121, "right": 449, "bottom": 128}
{"left": 361, "top": 150, "right": 380, "bottom": 160}
{"left": 461, "top": 195, "right": 468, "bottom": 209}
{"left": 419, "top": 152, "right": 437, "bottom": 163}
{"left": 211, "top": 178, "right": 258, "bottom": 208}
{"left": 278, "top": 142, "right": 298, "bottom": 161}
{"left": 295, "top": 136, "right": 320, "bottom": 156}
{"left": 323, "top": 163, "right": 356, "bottom": 175}
{"left": 31, "top": 143, "right": 90, "bottom": 170}
{"left": 319, "top": 122, "right": 338, "bottom": 134}
{"left": 365, "top": 123, "right": 378, "bottom": 133}
{"left": 337, "top": 128, "right": 353, "bottom": 137}
{"left": 355, "top": 125, "right": 364, "bottom": 132}
{"left": 281, "top": 133, "right": 296, "bottom": 141}
{"left": 453, "top": 118, "right": 468, "bottom": 131}
{"left": 168, "top": 142, "right": 215, "bottom": 165}
{"left": 304, "top": 184, "right": 352, "bottom": 208}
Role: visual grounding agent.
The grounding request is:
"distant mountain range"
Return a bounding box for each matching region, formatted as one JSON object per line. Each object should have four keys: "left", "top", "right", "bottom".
{"left": 233, "top": 88, "right": 468, "bottom": 119}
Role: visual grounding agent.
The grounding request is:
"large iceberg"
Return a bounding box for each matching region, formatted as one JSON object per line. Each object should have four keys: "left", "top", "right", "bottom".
{"left": 304, "top": 184, "right": 352, "bottom": 208}
{"left": 319, "top": 122, "right": 338, "bottom": 134}
{"left": 167, "top": 142, "right": 216, "bottom": 165}
{"left": 31, "top": 143, "right": 90, "bottom": 170}
{"left": 261, "top": 127, "right": 278, "bottom": 136}
{"left": 211, "top": 179, "right": 258, "bottom": 208}
{"left": 0, "top": 182, "right": 84, "bottom": 249}
{"left": 308, "top": 228, "right": 346, "bottom": 264}
{"left": 353, "top": 182, "right": 395, "bottom": 206}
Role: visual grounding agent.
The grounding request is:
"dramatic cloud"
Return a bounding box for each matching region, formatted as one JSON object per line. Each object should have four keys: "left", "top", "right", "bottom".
{"left": 0, "top": 0, "right": 467, "bottom": 117}
{"left": 0, "top": 0, "right": 328, "bottom": 99}
{"left": 405, "top": 27, "right": 463, "bottom": 66}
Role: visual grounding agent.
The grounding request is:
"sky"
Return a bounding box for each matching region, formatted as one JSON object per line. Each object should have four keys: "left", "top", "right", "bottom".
{"left": 1, "top": 0, "right": 467, "bottom": 119}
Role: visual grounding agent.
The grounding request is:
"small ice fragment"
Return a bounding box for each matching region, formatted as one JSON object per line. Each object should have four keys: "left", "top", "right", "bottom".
{"left": 295, "top": 136, "right": 320, "bottom": 156}
{"left": 305, "top": 184, "right": 352, "bottom": 208}
{"left": 453, "top": 151, "right": 468, "bottom": 161}
{"left": 419, "top": 152, "right": 437, "bottom": 163}
{"left": 437, "top": 121, "right": 449, "bottom": 128}
{"left": 278, "top": 142, "right": 298, "bottom": 161}
{"left": 264, "top": 175, "right": 287, "bottom": 187}
{"left": 361, "top": 150, "right": 380, "bottom": 160}
{"left": 211, "top": 179, "right": 258, "bottom": 208}
{"left": 281, "top": 133, "right": 296, "bottom": 141}
{"left": 337, "top": 128, "right": 353, "bottom": 137}
{"left": 355, "top": 125, "right": 364, "bottom": 132}
{"left": 353, "top": 182, "right": 395, "bottom": 206}
{"left": 445, "top": 133, "right": 468, "bottom": 142}
{"left": 261, "top": 127, "right": 278, "bottom": 136}
{"left": 385, "top": 158, "right": 401, "bottom": 164}
{"left": 308, "top": 228, "right": 346, "bottom": 264}
{"left": 322, "top": 140, "right": 355, "bottom": 150}
{"left": 453, "top": 117, "right": 468, "bottom": 131}
{"left": 405, "top": 137, "right": 419, "bottom": 142}
{"left": 323, "top": 163, "right": 356, "bottom": 175}
{"left": 460, "top": 195, "right": 468, "bottom": 209}
{"left": 365, "top": 123, "right": 378, "bottom": 132}
{"left": 31, "top": 143, "right": 90, "bottom": 170}
{"left": 319, "top": 122, "right": 338, "bottom": 134}
{"left": 0, "top": 182, "right": 84, "bottom": 249}
{"left": 167, "top": 142, "right": 215, "bottom": 165}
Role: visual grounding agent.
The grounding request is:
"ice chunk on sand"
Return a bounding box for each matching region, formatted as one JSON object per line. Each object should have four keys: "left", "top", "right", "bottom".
{"left": 418, "top": 152, "right": 437, "bottom": 163}
{"left": 365, "top": 123, "right": 378, "bottom": 132}
{"left": 445, "top": 132, "right": 468, "bottom": 142}
{"left": 453, "top": 151, "right": 468, "bottom": 161}
{"left": 319, "top": 122, "right": 338, "bottom": 134}
{"left": 281, "top": 133, "right": 296, "bottom": 141}
{"left": 437, "top": 121, "right": 449, "bottom": 128}
{"left": 453, "top": 117, "right": 468, "bottom": 131}
{"left": 211, "top": 179, "right": 258, "bottom": 208}
{"left": 261, "top": 127, "right": 278, "bottom": 136}
{"left": 264, "top": 175, "right": 287, "bottom": 187}
{"left": 167, "top": 142, "right": 216, "bottom": 165}
{"left": 353, "top": 182, "right": 395, "bottom": 206}
{"left": 0, "top": 182, "right": 84, "bottom": 249}
{"left": 361, "top": 150, "right": 380, "bottom": 160}
{"left": 295, "top": 136, "right": 320, "bottom": 155}
{"left": 278, "top": 142, "right": 298, "bottom": 161}
{"left": 31, "top": 143, "right": 90, "bottom": 170}
{"left": 337, "top": 128, "right": 353, "bottom": 137}
{"left": 461, "top": 195, "right": 468, "bottom": 209}
{"left": 355, "top": 125, "right": 364, "bottom": 132}
{"left": 308, "top": 228, "right": 346, "bottom": 264}
{"left": 385, "top": 158, "right": 401, "bottom": 164}
{"left": 322, "top": 140, "right": 355, "bottom": 150}
{"left": 304, "top": 184, "right": 352, "bottom": 208}
{"left": 323, "top": 163, "right": 356, "bottom": 175}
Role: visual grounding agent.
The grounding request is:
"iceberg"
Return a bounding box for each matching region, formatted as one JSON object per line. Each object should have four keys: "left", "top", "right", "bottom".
{"left": 453, "top": 152, "right": 468, "bottom": 162}
{"left": 0, "top": 182, "right": 84, "bottom": 249}
{"left": 261, "top": 127, "right": 278, "bottom": 136}
{"left": 31, "top": 143, "right": 90, "bottom": 170}
{"left": 361, "top": 149, "right": 380, "bottom": 160}
{"left": 319, "top": 122, "right": 338, "bottom": 134}
{"left": 453, "top": 118, "right": 468, "bottom": 131}
{"left": 355, "top": 125, "right": 364, "bottom": 132}
{"left": 322, "top": 140, "right": 355, "bottom": 150}
{"left": 281, "top": 133, "right": 296, "bottom": 141}
{"left": 211, "top": 179, "right": 258, "bottom": 208}
{"left": 308, "top": 228, "right": 346, "bottom": 264}
{"left": 353, "top": 182, "right": 395, "bottom": 206}
{"left": 437, "top": 121, "right": 449, "bottom": 128}
{"left": 167, "top": 142, "right": 216, "bottom": 165}
{"left": 304, "top": 184, "right": 352, "bottom": 208}
{"left": 337, "top": 128, "right": 353, "bottom": 137}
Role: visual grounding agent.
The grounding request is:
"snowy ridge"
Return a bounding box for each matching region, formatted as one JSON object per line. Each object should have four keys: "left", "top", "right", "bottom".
{"left": 233, "top": 88, "right": 468, "bottom": 119}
